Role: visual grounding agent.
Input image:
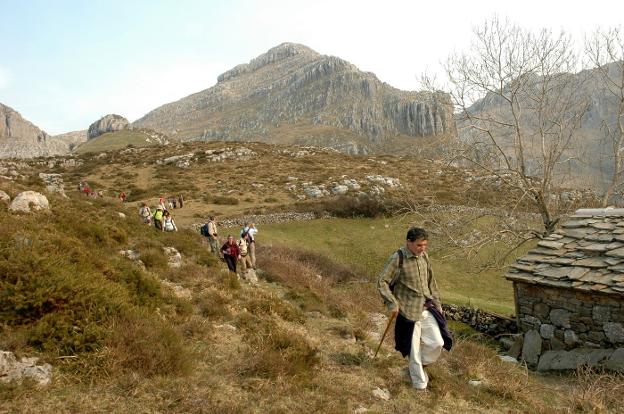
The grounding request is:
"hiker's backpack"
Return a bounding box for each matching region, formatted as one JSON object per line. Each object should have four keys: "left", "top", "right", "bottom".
{"left": 389, "top": 249, "right": 404, "bottom": 292}
{"left": 200, "top": 224, "right": 209, "bottom": 237}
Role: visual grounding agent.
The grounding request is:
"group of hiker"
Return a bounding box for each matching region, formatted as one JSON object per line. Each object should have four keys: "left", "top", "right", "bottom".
{"left": 138, "top": 202, "right": 178, "bottom": 232}
{"left": 201, "top": 217, "right": 259, "bottom": 284}
{"left": 78, "top": 181, "right": 103, "bottom": 198}
{"left": 134, "top": 190, "right": 445, "bottom": 391}
{"left": 160, "top": 195, "right": 184, "bottom": 210}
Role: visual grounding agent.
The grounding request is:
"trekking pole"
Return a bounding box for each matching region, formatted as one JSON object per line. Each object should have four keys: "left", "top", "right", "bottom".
{"left": 374, "top": 311, "right": 397, "bottom": 359}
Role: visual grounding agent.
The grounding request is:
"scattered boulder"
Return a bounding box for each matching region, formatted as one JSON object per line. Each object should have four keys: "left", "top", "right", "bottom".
{"left": 372, "top": 387, "right": 390, "bottom": 401}
{"left": 39, "top": 173, "right": 66, "bottom": 196}
{"left": 118, "top": 212, "right": 126, "bottom": 219}
{"left": 605, "top": 348, "right": 624, "bottom": 371}
{"left": 0, "top": 351, "right": 52, "bottom": 386}
{"left": 88, "top": 114, "right": 129, "bottom": 139}
{"left": 331, "top": 184, "right": 349, "bottom": 195}
{"left": 9, "top": 191, "right": 49, "bottom": 212}
{"left": 163, "top": 247, "right": 182, "bottom": 268}
{"left": 522, "top": 330, "right": 542, "bottom": 366}
{"left": 160, "top": 279, "right": 192, "bottom": 299}
{"left": 0, "top": 190, "right": 9, "bottom": 204}
{"left": 537, "top": 348, "right": 613, "bottom": 371}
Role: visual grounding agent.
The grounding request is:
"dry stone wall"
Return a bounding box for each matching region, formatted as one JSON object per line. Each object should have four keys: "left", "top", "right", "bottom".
{"left": 515, "top": 282, "right": 624, "bottom": 350}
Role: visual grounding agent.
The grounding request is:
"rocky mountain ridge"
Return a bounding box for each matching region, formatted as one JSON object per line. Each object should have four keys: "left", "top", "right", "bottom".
{"left": 133, "top": 43, "right": 456, "bottom": 154}
{"left": 0, "top": 103, "right": 77, "bottom": 159}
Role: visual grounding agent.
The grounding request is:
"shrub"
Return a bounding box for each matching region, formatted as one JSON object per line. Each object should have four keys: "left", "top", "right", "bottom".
{"left": 238, "top": 319, "right": 318, "bottom": 379}
{"left": 212, "top": 196, "right": 239, "bottom": 205}
{"left": 106, "top": 310, "right": 191, "bottom": 377}
{"left": 195, "top": 290, "right": 231, "bottom": 319}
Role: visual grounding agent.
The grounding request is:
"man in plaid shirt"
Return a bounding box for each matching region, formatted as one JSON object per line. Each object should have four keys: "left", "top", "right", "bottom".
{"left": 377, "top": 227, "right": 444, "bottom": 390}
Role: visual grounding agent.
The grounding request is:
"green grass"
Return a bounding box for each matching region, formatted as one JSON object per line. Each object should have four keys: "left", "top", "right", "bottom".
{"left": 238, "top": 215, "right": 530, "bottom": 314}
{"left": 74, "top": 130, "right": 161, "bottom": 154}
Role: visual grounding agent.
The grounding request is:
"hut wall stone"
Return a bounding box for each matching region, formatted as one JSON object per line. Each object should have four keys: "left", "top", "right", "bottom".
{"left": 514, "top": 282, "right": 624, "bottom": 349}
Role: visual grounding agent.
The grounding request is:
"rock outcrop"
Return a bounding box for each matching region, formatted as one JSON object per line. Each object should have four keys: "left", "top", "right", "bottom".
{"left": 133, "top": 43, "right": 455, "bottom": 154}
{"left": 88, "top": 114, "right": 129, "bottom": 139}
{"left": 0, "top": 103, "right": 75, "bottom": 158}
{"left": 0, "top": 350, "right": 52, "bottom": 386}
{"left": 9, "top": 191, "right": 49, "bottom": 212}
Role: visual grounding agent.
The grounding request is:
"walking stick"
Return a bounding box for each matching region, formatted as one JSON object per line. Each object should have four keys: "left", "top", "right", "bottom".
{"left": 374, "top": 311, "right": 397, "bottom": 358}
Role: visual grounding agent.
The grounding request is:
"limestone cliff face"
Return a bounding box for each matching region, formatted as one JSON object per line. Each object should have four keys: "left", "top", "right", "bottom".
{"left": 88, "top": 114, "right": 129, "bottom": 139}
{"left": 133, "top": 43, "right": 455, "bottom": 153}
{"left": 0, "top": 103, "right": 75, "bottom": 159}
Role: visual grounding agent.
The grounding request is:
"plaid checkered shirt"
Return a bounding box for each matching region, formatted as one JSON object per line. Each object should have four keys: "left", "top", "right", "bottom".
{"left": 377, "top": 246, "right": 442, "bottom": 322}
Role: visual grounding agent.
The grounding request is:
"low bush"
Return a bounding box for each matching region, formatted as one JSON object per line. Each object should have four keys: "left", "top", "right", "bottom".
{"left": 212, "top": 195, "right": 239, "bottom": 205}
{"left": 238, "top": 319, "right": 318, "bottom": 379}
{"left": 106, "top": 310, "right": 191, "bottom": 377}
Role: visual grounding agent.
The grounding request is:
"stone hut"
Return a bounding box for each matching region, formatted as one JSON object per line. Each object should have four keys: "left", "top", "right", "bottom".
{"left": 505, "top": 208, "right": 624, "bottom": 372}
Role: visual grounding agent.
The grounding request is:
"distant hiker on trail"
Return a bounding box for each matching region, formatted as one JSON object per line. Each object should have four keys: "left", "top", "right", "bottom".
{"left": 241, "top": 222, "right": 258, "bottom": 268}
{"left": 153, "top": 206, "right": 164, "bottom": 230}
{"left": 162, "top": 210, "right": 178, "bottom": 232}
{"left": 172, "top": 196, "right": 177, "bottom": 209}
{"left": 159, "top": 196, "right": 166, "bottom": 211}
{"left": 221, "top": 235, "right": 239, "bottom": 273}
{"left": 201, "top": 216, "right": 219, "bottom": 255}
{"left": 167, "top": 198, "right": 174, "bottom": 210}
{"left": 119, "top": 191, "right": 127, "bottom": 202}
{"left": 178, "top": 194, "right": 184, "bottom": 208}
{"left": 377, "top": 227, "right": 451, "bottom": 391}
{"left": 139, "top": 203, "right": 152, "bottom": 224}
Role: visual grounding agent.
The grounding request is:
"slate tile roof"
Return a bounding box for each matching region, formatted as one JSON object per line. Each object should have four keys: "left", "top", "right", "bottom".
{"left": 505, "top": 208, "right": 624, "bottom": 296}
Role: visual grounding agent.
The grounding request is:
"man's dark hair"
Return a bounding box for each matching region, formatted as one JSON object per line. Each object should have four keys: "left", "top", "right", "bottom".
{"left": 406, "top": 227, "right": 428, "bottom": 242}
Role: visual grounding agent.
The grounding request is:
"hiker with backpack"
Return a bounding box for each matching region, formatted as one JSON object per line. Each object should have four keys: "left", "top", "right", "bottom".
{"left": 377, "top": 227, "right": 451, "bottom": 391}
{"left": 162, "top": 210, "right": 178, "bottom": 232}
{"left": 221, "top": 235, "right": 239, "bottom": 273}
{"left": 241, "top": 222, "right": 258, "bottom": 268}
{"left": 153, "top": 206, "right": 164, "bottom": 230}
{"left": 237, "top": 232, "right": 257, "bottom": 284}
{"left": 201, "top": 216, "right": 219, "bottom": 255}
{"left": 139, "top": 202, "right": 152, "bottom": 225}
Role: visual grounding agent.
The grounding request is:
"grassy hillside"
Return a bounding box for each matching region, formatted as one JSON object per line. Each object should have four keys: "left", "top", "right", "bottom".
{"left": 74, "top": 129, "right": 165, "bottom": 154}
{"left": 0, "top": 175, "right": 622, "bottom": 412}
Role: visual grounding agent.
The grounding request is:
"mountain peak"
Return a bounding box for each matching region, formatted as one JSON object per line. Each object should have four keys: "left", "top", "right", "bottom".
{"left": 217, "top": 42, "right": 319, "bottom": 83}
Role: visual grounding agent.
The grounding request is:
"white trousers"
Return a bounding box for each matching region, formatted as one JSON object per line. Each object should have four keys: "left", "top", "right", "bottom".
{"left": 409, "top": 309, "right": 444, "bottom": 389}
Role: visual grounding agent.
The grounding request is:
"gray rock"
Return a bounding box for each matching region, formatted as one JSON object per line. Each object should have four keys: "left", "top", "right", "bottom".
{"left": 9, "top": 191, "right": 49, "bottom": 212}
{"left": 550, "top": 309, "right": 571, "bottom": 328}
{"left": 163, "top": 247, "right": 182, "bottom": 268}
{"left": 508, "top": 335, "right": 524, "bottom": 359}
{"left": 540, "top": 324, "right": 556, "bottom": 339}
{"left": 372, "top": 387, "right": 390, "bottom": 400}
{"left": 593, "top": 305, "right": 611, "bottom": 322}
{"left": 0, "top": 350, "right": 52, "bottom": 385}
{"left": 537, "top": 348, "right": 613, "bottom": 371}
{"left": 39, "top": 173, "right": 66, "bottom": 196}
{"left": 331, "top": 185, "right": 349, "bottom": 195}
{"left": 87, "top": 114, "right": 129, "bottom": 139}
{"left": 522, "top": 330, "right": 542, "bottom": 365}
{"left": 498, "top": 355, "right": 518, "bottom": 363}
{"left": 605, "top": 348, "right": 624, "bottom": 372}
{"left": 564, "top": 329, "right": 579, "bottom": 346}
{"left": 0, "top": 190, "right": 9, "bottom": 204}
{"left": 604, "top": 322, "right": 624, "bottom": 343}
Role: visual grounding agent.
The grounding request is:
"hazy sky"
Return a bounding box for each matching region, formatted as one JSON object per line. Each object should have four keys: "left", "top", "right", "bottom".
{"left": 1, "top": 0, "right": 622, "bottom": 135}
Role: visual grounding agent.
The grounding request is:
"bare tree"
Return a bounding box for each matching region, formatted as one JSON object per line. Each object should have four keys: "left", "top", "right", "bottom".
{"left": 585, "top": 27, "right": 624, "bottom": 207}
{"left": 437, "top": 17, "right": 588, "bottom": 234}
